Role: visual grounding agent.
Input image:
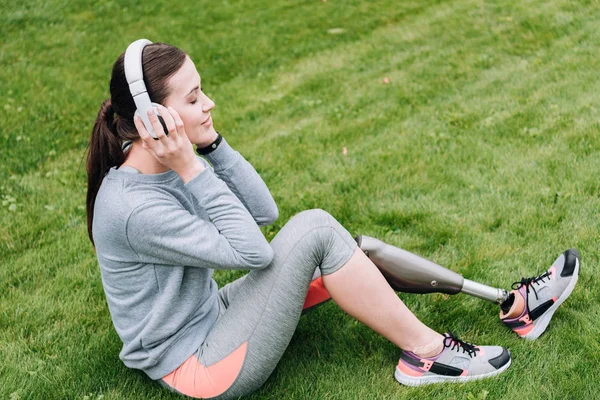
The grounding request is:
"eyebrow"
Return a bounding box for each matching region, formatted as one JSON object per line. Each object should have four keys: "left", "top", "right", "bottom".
{"left": 186, "top": 85, "right": 199, "bottom": 96}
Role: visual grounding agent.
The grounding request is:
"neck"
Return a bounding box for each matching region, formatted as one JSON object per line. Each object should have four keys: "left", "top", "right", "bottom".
{"left": 121, "top": 140, "right": 170, "bottom": 174}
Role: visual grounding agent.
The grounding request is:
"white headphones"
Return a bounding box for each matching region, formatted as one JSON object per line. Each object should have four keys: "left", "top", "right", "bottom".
{"left": 124, "top": 39, "right": 166, "bottom": 139}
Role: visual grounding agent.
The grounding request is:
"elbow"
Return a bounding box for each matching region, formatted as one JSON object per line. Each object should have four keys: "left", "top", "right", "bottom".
{"left": 266, "top": 204, "right": 279, "bottom": 224}
{"left": 243, "top": 244, "right": 274, "bottom": 270}
{"left": 257, "top": 203, "right": 279, "bottom": 226}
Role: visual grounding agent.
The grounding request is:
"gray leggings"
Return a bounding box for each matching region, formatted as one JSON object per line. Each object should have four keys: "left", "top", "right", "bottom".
{"left": 161, "top": 209, "right": 358, "bottom": 399}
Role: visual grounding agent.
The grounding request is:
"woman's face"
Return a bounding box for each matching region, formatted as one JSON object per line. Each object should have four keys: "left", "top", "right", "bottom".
{"left": 164, "top": 56, "right": 217, "bottom": 145}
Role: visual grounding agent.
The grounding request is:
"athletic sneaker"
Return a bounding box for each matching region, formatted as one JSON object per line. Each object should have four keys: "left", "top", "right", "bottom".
{"left": 395, "top": 332, "right": 511, "bottom": 386}
{"left": 500, "top": 249, "right": 580, "bottom": 341}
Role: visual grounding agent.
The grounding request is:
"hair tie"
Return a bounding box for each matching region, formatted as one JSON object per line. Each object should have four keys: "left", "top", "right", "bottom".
{"left": 101, "top": 99, "right": 118, "bottom": 132}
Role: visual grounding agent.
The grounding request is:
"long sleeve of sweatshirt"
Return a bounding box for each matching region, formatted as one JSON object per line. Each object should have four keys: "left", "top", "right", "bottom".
{"left": 202, "top": 137, "right": 278, "bottom": 226}
{"left": 125, "top": 167, "right": 274, "bottom": 270}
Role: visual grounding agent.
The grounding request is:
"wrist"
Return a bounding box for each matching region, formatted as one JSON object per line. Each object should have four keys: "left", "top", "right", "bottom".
{"left": 176, "top": 159, "right": 205, "bottom": 183}
{"left": 196, "top": 132, "right": 223, "bottom": 155}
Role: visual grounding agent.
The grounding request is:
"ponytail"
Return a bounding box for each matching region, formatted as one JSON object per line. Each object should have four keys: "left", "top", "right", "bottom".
{"left": 86, "top": 99, "right": 125, "bottom": 245}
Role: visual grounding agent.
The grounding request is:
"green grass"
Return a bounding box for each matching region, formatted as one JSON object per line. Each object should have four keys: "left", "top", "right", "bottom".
{"left": 2, "top": 0, "right": 600, "bottom": 398}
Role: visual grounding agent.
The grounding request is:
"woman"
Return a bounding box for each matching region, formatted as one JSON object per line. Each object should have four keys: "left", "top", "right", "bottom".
{"left": 87, "top": 41, "right": 578, "bottom": 399}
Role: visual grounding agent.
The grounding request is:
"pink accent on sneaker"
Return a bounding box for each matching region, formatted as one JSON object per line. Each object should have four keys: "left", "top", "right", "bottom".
{"left": 515, "top": 323, "right": 534, "bottom": 336}
{"left": 519, "top": 314, "right": 532, "bottom": 324}
{"left": 501, "top": 287, "right": 535, "bottom": 336}
{"left": 460, "top": 369, "right": 468, "bottom": 377}
{"left": 549, "top": 266, "right": 557, "bottom": 278}
{"left": 419, "top": 359, "right": 434, "bottom": 372}
{"left": 477, "top": 346, "right": 485, "bottom": 356}
{"left": 552, "top": 296, "right": 557, "bottom": 302}
{"left": 397, "top": 360, "right": 424, "bottom": 377}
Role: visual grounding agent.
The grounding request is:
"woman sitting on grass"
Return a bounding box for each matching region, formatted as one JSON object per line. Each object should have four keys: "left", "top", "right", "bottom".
{"left": 86, "top": 41, "right": 579, "bottom": 399}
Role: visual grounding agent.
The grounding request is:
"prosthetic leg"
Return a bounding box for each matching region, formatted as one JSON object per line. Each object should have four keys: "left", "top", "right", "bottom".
{"left": 355, "top": 235, "right": 509, "bottom": 304}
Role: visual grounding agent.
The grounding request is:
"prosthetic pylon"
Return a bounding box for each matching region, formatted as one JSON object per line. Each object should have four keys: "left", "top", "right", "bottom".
{"left": 355, "top": 235, "right": 508, "bottom": 304}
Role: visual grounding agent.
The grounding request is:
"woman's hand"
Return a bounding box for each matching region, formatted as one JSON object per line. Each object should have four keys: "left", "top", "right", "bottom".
{"left": 134, "top": 105, "right": 205, "bottom": 183}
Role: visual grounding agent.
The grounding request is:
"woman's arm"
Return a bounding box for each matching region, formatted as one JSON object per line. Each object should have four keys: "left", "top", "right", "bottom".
{"left": 126, "top": 107, "right": 274, "bottom": 269}
{"left": 126, "top": 167, "right": 274, "bottom": 269}
{"left": 202, "top": 137, "right": 278, "bottom": 226}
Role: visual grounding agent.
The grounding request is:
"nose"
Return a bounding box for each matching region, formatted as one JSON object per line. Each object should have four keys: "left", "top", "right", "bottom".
{"left": 202, "top": 94, "right": 215, "bottom": 113}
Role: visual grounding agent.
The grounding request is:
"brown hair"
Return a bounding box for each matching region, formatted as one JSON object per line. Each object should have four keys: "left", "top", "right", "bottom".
{"left": 86, "top": 43, "right": 187, "bottom": 245}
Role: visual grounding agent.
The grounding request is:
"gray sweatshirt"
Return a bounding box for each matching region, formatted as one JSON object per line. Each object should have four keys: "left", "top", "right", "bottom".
{"left": 92, "top": 137, "right": 278, "bottom": 379}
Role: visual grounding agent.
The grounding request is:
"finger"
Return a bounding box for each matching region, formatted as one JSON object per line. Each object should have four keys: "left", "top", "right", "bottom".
{"left": 134, "top": 114, "right": 154, "bottom": 145}
{"left": 148, "top": 108, "right": 168, "bottom": 140}
{"left": 157, "top": 104, "right": 178, "bottom": 137}
{"left": 135, "top": 116, "right": 163, "bottom": 157}
{"left": 168, "top": 107, "right": 186, "bottom": 136}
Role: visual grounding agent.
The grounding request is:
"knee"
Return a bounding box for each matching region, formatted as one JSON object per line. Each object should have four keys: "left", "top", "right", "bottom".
{"left": 289, "top": 209, "right": 353, "bottom": 247}
{"left": 290, "top": 208, "right": 344, "bottom": 250}
{"left": 284, "top": 209, "right": 356, "bottom": 276}
{"left": 292, "top": 208, "right": 336, "bottom": 228}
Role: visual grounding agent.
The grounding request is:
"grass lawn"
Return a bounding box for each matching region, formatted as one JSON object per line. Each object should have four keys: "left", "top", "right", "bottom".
{"left": 2, "top": 0, "right": 600, "bottom": 398}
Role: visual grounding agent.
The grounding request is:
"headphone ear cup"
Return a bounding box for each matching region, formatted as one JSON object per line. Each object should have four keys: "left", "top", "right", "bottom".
{"left": 157, "top": 114, "right": 168, "bottom": 137}
{"left": 134, "top": 106, "right": 169, "bottom": 140}
{"left": 133, "top": 109, "right": 151, "bottom": 140}
{"left": 150, "top": 103, "right": 169, "bottom": 137}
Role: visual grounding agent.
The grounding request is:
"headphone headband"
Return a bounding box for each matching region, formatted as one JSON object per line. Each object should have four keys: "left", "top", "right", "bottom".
{"left": 123, "top": 39, "right": 161, "bottom": 138}
{"left": 124, "top": 39, "right": 152, "bottom": 97}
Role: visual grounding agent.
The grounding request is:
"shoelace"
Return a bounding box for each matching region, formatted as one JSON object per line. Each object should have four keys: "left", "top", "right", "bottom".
{"left": 443, "top": 332, "right": 480, "bottom": 358}
{"left": 512, "top": 271, "right": 551, "bottom": 301}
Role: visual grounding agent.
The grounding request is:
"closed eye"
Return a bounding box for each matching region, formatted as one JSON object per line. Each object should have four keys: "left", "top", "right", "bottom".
{"left": 190, "top": 87, "right": 204, "bottom": 104}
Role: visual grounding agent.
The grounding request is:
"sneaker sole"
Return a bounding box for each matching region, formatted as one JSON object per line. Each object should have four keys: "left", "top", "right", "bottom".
{"left": 522, "top": 258, "right": 580, "bottom": 341}
{"left": 394, "top": 357, "right": 511, "bottom": 386}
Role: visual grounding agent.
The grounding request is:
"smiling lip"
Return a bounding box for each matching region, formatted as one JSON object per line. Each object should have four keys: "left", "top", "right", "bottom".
{"left": 201, "top": 115, "right": 212, "bottom": 126}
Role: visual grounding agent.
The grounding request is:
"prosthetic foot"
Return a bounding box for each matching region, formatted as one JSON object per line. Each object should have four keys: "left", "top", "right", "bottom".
{"left": 499, "top": 249, "right": 580, "bottom": 340}
{"left": 355, "top": 235, "right": 508, "bottom": 304}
